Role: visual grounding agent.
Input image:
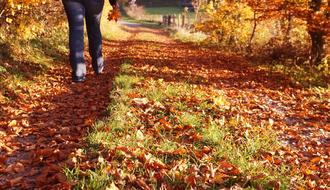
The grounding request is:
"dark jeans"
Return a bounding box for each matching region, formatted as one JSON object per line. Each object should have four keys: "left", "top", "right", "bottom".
{"left": 62, "top": 0, "right": 104, "bottom": 81}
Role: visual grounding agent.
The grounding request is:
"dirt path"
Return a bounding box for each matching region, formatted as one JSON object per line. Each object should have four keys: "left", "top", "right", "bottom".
{"left": 0, "top": 23, "right": 329, "bottom": 189}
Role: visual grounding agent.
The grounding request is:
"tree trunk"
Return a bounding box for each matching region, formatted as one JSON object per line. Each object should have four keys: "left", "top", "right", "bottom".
{"left": 309, "top": 31, "right": 325, "bottom": 64}
{"left": 308, "top": 0, "right": 325, "bottom": 65}
{"left": 248, "top": 10, "right": 257, "bottom": 52}
{"left": 283, "top": 13, "right": 292, "bottom": 47}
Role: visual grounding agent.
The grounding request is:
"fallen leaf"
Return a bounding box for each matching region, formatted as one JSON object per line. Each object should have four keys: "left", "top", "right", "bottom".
{"left": 214, "top": 173, "right": 229, "bottom": 184}
{"left": 8, "top": 120, "right": 17, "bottom": 127}
{"left": 136, "top": 130, "right": 144, "bottom": 140}
{"left": 310, "top": 157, "right": 321, "bottom": 163}
{"left": 135, "top": 179, "right": 151, "bottom": 190}
{"left": 9, "top": 177, "right": 23, "bottom": 186}
{"left": 106, "top": 182, "right": 120, "bottom": 190}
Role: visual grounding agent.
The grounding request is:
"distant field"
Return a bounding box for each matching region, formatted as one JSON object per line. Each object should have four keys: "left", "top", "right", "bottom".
{"left": 144, "top": 7, "right": 183, "bottom": 15}
{"left": 118, "top": 5, "right": 196, "bottom": 26}
{"left": 144, "top": 7, "right": 196, "bottom": 23}
{"left": 136, "top": 0, "right": 179, "bottom": 7}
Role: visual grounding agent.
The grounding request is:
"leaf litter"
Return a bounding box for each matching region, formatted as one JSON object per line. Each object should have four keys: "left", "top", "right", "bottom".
{"left": 0, "top": 24, "right": 329, "bottom": 189}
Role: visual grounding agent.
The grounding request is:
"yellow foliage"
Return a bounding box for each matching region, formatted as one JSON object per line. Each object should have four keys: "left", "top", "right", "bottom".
{"left": 16, "top": 20, "right": 43, "bottom": 40}
{"left": 196, "top": 0, "right": 254, "bottom": 47}
{"left": 1, "top": 0, "right": 63, "bottom": 37}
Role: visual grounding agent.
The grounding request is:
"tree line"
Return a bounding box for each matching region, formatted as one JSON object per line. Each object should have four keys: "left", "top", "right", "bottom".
{"left": 1, "top": 0, "right": 329, "bottom": 65}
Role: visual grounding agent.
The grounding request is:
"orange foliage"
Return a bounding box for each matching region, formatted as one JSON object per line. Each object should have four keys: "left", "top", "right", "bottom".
{"left": 246, "top": 0, "right": 330, "bottom": 34}
{"left": 198, "top": 0, "right": 329, "bottom": 63}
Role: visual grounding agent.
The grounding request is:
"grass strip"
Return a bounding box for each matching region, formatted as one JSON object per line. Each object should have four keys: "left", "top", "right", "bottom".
{"left": 64, "top": 60, "right": 303, "bottom": 189}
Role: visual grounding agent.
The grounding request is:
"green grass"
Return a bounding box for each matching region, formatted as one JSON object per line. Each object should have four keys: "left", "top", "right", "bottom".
{"left": 202, "top": 118, "right": 290, "bottom": 188}
{"left": 158, "top": 140, "right": 179, "bottom": 152}
{"left": 273, "top": 63, "right": 329, "bottom": 87}
{"left": 202, "top": 120, "right": 227, "bottom": 146}
{"left": 114, "top": 74, "right": 141, "bottom": 90}
{"left": 253, "top": 59, "right": 330, "bottom": 89}
{"left": 173, "top": 101, "right": 188, "bottom": 111}
{"left": 178, "top": 112, "right": 202, "bottom": 127}
{"left": 64, "top": 163, "right": 113, "bottom": 190}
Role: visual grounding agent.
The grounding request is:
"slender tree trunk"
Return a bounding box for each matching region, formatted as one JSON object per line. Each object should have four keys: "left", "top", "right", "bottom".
{"left": 195, "top": 7, "right": 199, "bottom": 21}
{"left": 283, "top": 13, "right": 292, "bottom": 47}
{"left": 309, "top": 31, "right": 325, "bottom": 64}
{"left": 193, "top": 0, "right": 201, "bottom": 22}
{"left": 248, "top": 10, "right": 257, "bottom": 52}
{"left": 0, "top": 1, "right": 7, "bottom": 19}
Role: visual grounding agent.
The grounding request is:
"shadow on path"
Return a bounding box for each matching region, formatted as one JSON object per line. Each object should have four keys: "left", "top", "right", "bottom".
{"left": 0, "top": 40, "right": 123, "bottom": 189}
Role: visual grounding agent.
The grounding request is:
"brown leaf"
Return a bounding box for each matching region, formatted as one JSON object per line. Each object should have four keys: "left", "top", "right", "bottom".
{"left": 135, "top": 179, "right": 151, "bottom": 190}
{"left": 54, "top": 172, "right": 67, "bottom": 183}
{"left": 9, "top": 177, "right": 23, "bottom": 186}
{"left": 6, "top": 162, "right": 25, "bottom": 173}
{"left": 268, "top": 180, "right": 280, "bottom": 190}
{"left": 0, "top": 155, "right": 7, "bottom": 164}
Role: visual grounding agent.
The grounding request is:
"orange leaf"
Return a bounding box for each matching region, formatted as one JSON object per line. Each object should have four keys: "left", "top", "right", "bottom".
{"left": 185, "top": 175, "right": 197, "bottom": 186}
{"left": 202, "top": 146, "right": 212, "bottom": 154}
{"left": 214, "top": 173, "right": 229, "bottom": 184}
{"left": 108, "top": 9, "right": 121, "bottom": 22}
{"left": 173, "top": 148, "right": 187, "bottom": 155}
{"left": 310, "top": 157, "right": 321, "bottom": 163}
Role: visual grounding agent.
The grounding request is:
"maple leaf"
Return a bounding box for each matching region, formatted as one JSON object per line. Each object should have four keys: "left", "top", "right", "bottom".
{"left": 108, "top": 9, "right": 121, "bottom": 22}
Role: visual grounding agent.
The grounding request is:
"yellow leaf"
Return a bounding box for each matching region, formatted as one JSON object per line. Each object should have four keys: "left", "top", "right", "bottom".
{"left": 106, "top": 182, "right": 120, "bottom": 190}
{"left": 8, "top": 120, "right": 17, "bottom": 127}
{"left": 6, "top": 18, "right": 13, "bottom": 24}
{"left": 136, "top": 130, "right": 144, "bottom": 140}
{"left": 213, "top": 95, "right": 230, "bottom": 108}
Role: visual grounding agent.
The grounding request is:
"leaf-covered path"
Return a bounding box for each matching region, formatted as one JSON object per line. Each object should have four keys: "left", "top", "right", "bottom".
{"left": 1, "top": 23, "right": 329, "bottom": 189}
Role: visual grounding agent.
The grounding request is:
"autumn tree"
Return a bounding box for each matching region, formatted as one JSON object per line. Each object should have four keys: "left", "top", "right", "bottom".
{"left": 246, "top": 0, "right": 329, "bottom": 63}
{"left": 197, "top": 0, "right": 329, "bottom": 64}
{"left": 307, "top": 0, "right": 329, "bottom": 64}
{"left": 196, "top": 0, "right": 256, "bottom": 50}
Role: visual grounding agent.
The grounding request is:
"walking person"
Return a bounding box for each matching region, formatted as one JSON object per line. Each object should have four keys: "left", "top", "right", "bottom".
{"left": 62, "top": 0, "right": 118, "bottom": 82}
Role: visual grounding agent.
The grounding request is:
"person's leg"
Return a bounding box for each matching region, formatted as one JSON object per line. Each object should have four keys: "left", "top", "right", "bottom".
{"left": 62, "top": 0, "right": 86, "bottom": 82}
{"left": 83, "top": 0, "right": 104, "bottom": 74}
